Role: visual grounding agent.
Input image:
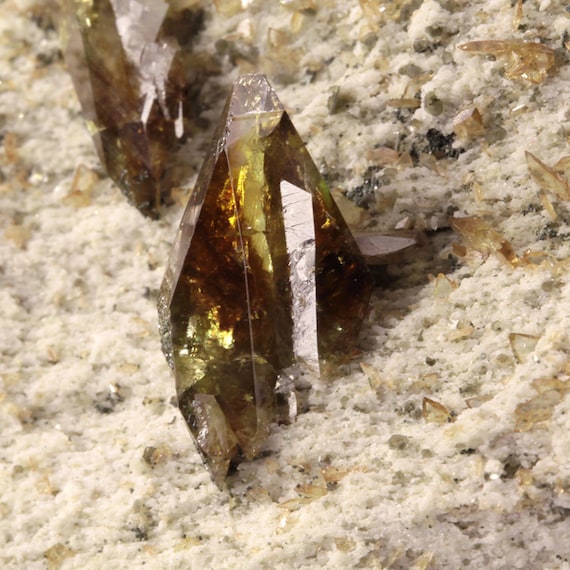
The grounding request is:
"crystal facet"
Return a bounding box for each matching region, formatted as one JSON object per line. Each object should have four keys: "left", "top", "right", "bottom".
{"left": 60, "top": 0, "right": 207, "bottom": 217}
{"left": 158, "top": 74, "right": 373, "bottom": 484}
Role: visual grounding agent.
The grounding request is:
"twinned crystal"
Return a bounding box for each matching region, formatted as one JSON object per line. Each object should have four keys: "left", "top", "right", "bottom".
{"left": 60, "top": 0, "right": 209, "bottom": 217}
{"left": 158, "top": 74, "right": 373, "bottom": 484}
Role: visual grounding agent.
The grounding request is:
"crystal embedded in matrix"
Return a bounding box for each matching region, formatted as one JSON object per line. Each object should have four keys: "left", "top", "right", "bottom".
{"left": 60, "top": 0, "right": 207, "bottom": 217}
{"left": 158, "top": 74, "right": 373, "bottom": 485}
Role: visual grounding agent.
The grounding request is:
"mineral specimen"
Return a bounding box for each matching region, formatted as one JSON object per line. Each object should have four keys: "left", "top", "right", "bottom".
{"left": 450, "top": 216, "right": 519, "bottom": 266}
{"left": 453, "top": 108, "right": 484, "bottom": 140}
{"left": 60, "top": 0, "right": 208, "bottom": 217}
{"left": 457, "top": 40, "right": 555, "bottom": 85}
{"left": 158, "top": 74, "right": 373, "bottom": 485}
{"left": 526, "top": 151, "right": 570, "bottom": 201}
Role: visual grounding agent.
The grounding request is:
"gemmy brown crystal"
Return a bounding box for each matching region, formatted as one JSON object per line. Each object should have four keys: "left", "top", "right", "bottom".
{"left": 60, "top": 0, "right": 210, "bottom": 217}
{"left": 158, "top": 74, "right": 373, "bottom": 485}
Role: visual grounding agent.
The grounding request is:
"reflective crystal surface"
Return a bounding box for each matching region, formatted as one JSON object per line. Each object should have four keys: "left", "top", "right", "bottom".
{"left": 158, "top": 74, "right": 373, "bottom": 484}
{"left": 60, "top": 0, "right": 207, "bottom": 217}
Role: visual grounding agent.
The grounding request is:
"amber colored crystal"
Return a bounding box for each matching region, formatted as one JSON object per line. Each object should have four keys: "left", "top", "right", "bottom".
{"left": 158, "top": 74, "right": 373, "bottom": 484}
{"left": 422, "top": 397, "right": 453, "bottom": 424}
{"left": 60, "top": 0, "right": 208, "bottom": 217}
{"left": 458, "top": 40, "right": 555, "bottom": 85}
{"left": 526, "top": 151, "right": 570, "bottom": 201}
{"left": 508, "top": 332, "right": 539, "bottom": 363}
{"left": 453, "top": 108, "right": 484, "bottom": 140}
{"left": 450, "top": 216, "right": 519, "bottom": 266}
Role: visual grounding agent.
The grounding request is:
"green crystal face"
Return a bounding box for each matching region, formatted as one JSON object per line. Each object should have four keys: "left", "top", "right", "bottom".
{"left": 159, "top": 74, "right": 373, "bottom": 485}
{"left": 60, "top": 0, "right": 207, "bottom": 217}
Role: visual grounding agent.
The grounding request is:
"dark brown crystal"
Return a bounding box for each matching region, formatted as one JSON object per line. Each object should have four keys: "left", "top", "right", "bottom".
{"left": 158, "top": 74, "right": 373, "bottom": 484}
{"left": 60, "top": 0, "right": 209, "bottom": 217}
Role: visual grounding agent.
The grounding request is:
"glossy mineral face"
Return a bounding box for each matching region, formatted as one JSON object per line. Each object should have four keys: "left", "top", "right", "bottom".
{"left": 60, "top": 0, "right": 207, "bottom": 217}
{"left": 158, "top": 74, "right": 372, "bottom": 484}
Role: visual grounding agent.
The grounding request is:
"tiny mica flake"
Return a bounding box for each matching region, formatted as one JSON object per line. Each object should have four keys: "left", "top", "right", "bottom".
{"left": 526, "top": 151, "right": 570, "bottom": 201}
{"left": 508, "top": 332, "right": 539, "bottom": 364}
{"left": 453, "top": 108, "right": 484, "bottom": 140}
{"left": 450, "top": 216, "right": 518, "bottom": 266}
{"left": 422, "top": 397, "right": 453, "bottom": 424}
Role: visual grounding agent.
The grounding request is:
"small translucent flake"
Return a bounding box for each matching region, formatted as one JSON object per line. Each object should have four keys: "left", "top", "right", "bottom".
{"left": 453, "top": 108, "right": 485, "bottom": 140}
{"left": 388, "top": 434, "right": 411, "bottom": 451}
{"left": 321, "top": 465, "right": 351, "bottom": 484}
{"left": 280, "top": 0, "right": 316, "bottom": 12}
{"left": 63, "top": 164, "right": 97, "bottom": 208}
{"left": 2, "top": 131, "right": 19, "bottom": 164}
{"left": 512, "top": 0, "right": 523, "bottom": 31}
{"left": 118, "top": 362, "right": 139, "bottom": 375}
{"left": 508, "top": 332, "right": 539, "bottom": 363}
{"left": 532, "top": 377, "right": 570, "bottom": 394}
{"left": 450, "top": 216, "right": 519, "bottom": 266}
{"left": 554, "top": 479, "right": 570, "bottom": 508}
{"left": 526, "top": 151, "right": 570, "bottom": 201}
{"left": 276, "top": 511, "right": 300, "bottom": 534}
{"left": 360, "top": 362, "right": 384, "bottom": 391}
{"left": 267, "top": 27, "right": 290, "bottom": 49}
{"left": 352, "top": 233, "right": 416, "bottom": 262}
{"left": 278, "top": 497, "right": 312, "bottom": 512}
{"left": 359, "top": 0, "right": 402, "bottom": 28}
{"left": 298, "top": 479, "right": 328, "bottom": 499}
{"left": 515, "top": 377, "right": 570, "bottom": 432}
{"left": 447, "top": 320, "right": 475, "bottom": 342}
{"left": 290, "top": 11, "right": 306, "bottom": 34}
{"left": 214, "top": 0, "right": 244, "bottom": 16}
{"left": 458, "top": 40, "right": 555, "bottom": 84}
{"left": 472, "top": 180, "right": 485, "bottom": 202}
{"left": 422, "top": 397, "right": 454, "bottom": 423}
{"left": 516, "top": 467, "right": 533, "bottom": 488}
{"left": 386, "top": 98, "right": 421, "bottom": 109}
{"left": 514, "top": 390, "right": 562, "bottom": 432}
{"left": 554, "top": 156, "right": 570, "bottom": 178}
{"left": 510, "top": 104, "right": 528, "bottom": 116}
{"left": 538, "top": 189, "right": 558, "bottom": 221}
{"left": 432, "top": 273, "right": 457, "bottom": 301}
{"left": 465, "top": 395, "right": 492, "bottom": 408}
{"left": 365, "top": 146, "right": 403, "bottom": 166}
{"left": 380, "top": 147, "right": 407, "bottom": 166}
{"left": 413, "top": 552, "right": 435, "bottom": 570}
{"left": 44, "top": 544, "right": 74, "bottom": 569}
{"left": 4, "top": 223, "right": 30, "bottom": 249}
{"left": 174, "top": 537, "right": 202, "bottom": 551}
{"left": 142, "top": 445, "right": 172, "bottom": 467}
{"left": 334, "top": 538, "right": 357, "bottom": 553}
{"left": 519, "top": 250, "right": 559, "bottom": 271}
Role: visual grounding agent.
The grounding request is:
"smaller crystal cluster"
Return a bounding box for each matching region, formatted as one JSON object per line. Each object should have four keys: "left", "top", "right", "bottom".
{"left": 458, "top": 40, "right": 555, "bottom": 85}
{"left": 60, "top": 0, "right": 209, "bottom": 217}
{"left": 159, "top": 74, "right": 373, "bottom": 485}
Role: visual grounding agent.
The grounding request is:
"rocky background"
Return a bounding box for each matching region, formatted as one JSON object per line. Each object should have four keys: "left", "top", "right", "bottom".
{"left": 1, "top": 1, "right": 570, "bottom": 568}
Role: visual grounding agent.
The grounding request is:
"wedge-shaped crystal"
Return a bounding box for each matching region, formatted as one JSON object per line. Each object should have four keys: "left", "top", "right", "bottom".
{"left": 158, "top": 74, "right": 373, "bottom": 485}
{"left": 60, "top": 0, "right": 207, "bottom": 217}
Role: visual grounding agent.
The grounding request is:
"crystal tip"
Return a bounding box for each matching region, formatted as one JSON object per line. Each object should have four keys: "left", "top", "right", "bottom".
{"left": 229, "top": 74, "right": 284, "bottom": 117}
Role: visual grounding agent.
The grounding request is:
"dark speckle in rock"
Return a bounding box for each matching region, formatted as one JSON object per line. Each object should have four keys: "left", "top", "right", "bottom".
{"left": 424, "top": 128, "right": 461, "bottom": 159}
{"left": 346, "top": 167, "right": 383, "bottom": 209}
{"left": 94, "top": 384, "right": 124, "bottom": 414}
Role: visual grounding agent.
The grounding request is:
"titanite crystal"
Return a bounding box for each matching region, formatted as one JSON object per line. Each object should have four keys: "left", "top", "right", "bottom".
{"left": 158, "top": 74, "right": 373, "bottom": 485}
{"left": 60, "top": 0, "right": 207, "bottom": 217}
